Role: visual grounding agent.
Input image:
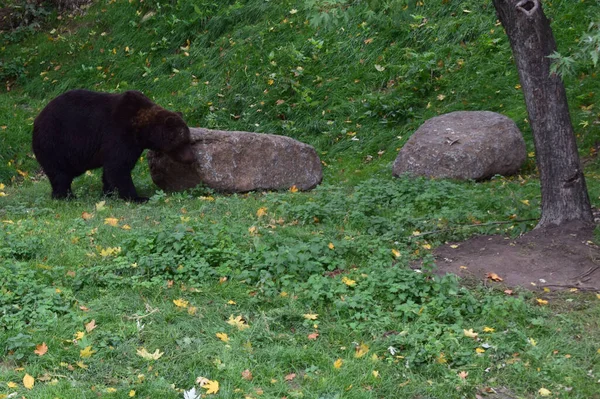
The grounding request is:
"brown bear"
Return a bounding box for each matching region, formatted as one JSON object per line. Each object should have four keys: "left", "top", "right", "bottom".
{"left": 32, "top": 89, "right": 195, "bottom": 202}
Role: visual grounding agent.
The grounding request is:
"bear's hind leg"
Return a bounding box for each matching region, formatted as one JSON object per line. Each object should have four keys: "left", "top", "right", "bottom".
{"left": 47, "top": 172, "right": 75, "bottom": 199}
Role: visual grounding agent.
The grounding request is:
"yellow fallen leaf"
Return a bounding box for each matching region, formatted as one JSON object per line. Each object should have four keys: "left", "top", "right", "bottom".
{"left": 216, "top": 332, "right": 230, "bottom": 343}
{"left": 122, "top": 224, "right": 132, "bottom": 230}
{"left": 289, "top": 185, "right": 298, "bottom": 193}
{"left": 173, "top": 299, "right": 189, "bottom": 308}
{"left": 7, "top": 382, "right": 17, "bottom": 388}
{"left": 342, "top": 276, "right": 356, "bottom": 287}
{"left": 521, "top": 199, "right": 530, "bottom": 206}
{"left": 227, "top": 315, "right": 249, "bottom": 331}
{"left": 76, "top": 361, "right": 88, "bottom": 369}
{"left": 256, "top": 207, "right": 268, "bottom": 217}
{"left": 202, "top": 380, "right": 219, "bottom": 394}
{"left": 354, "top": 342, "right": 369, "bottom": 358}
{"left": 450, "top": 244, "right": 459, "bottom": 249}
{"left": 536, "top": 298, "right": 548, "bottom": 305}
{"left": 436, "top": 353, "right": 447, "bottom": 364}
{"left": 372, "top": 370, "right": 380, "bottom": 378}
{"left": 136, "top": 347, "right": 164, "bottom": 360}
{"left": 80, "top": 346, "right": 96, "bottom": 358}
{"left": 538, "top": 387, "right": 551, "bottom": 396}
{"left": 328, "top": 242, "right": 335, "bottom": 250}
{"left": 106, "top": 387, "right": 117, "bottom": 393}
{"left": 422, "top": 243, "right": 431, "bottom": 250}
{"left": 391, "top": 249, "right": 401, "bottom": 258}
{"left": 303, "top": 313, "right": 318, "bottom": 320}
{"left": 23, "top": 374, "right": 34, "bottom": 389}
{"left": 475, "top": 347, "right": 485, "bottom": 353}
{"left": 334, "top": 358, "right": 343, "bottom": 369}
{"left": 129, "top": 390, "right": 136, "bottom": 397}
{"left": 104, "top": 217, "right": 119, "bottom": 226}
{"left": 463, "top": 329, "right": 478, "bottom": 338}
{"left": 95, "top": 200, "right": 106, "bottom": 211}
{"left": 529, "top": 338, "right": 537, "bottom": 346}
{"left": 483, "top": 327, "right": 495, "bottom": 333}
{"left": 74, "top": 331, "right": 85, "bottom": 340}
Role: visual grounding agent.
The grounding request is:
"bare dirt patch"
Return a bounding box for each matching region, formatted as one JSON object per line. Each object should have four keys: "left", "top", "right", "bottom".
{"left": 432, "top": 222, "right": 600, "bottom": 291}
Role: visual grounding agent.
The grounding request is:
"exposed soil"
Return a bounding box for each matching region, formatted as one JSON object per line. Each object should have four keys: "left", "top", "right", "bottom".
{"left": 432, "top": 222, "right": 600, "bottom": 292}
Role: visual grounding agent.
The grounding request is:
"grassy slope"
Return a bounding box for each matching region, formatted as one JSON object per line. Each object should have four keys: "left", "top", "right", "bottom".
{"left": 1, "top": 0, "right": 600, "bottom": 398}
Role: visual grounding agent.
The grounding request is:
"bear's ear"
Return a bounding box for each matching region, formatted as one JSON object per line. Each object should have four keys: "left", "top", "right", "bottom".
{"left": 165, "top": 116, "right": 179, "bottom": 128}
{"left": 114, "top": 91, "right": 153, "bottom": 124}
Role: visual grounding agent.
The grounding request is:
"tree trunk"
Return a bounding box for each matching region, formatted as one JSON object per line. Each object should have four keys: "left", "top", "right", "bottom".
{"left": 491, "top": 0, "right": 593, "bottom": 228}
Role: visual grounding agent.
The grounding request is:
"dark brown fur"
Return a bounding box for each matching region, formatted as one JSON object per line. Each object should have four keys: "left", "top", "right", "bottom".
{"left": 32, "top": 89, "right": 194, "bottom": 202}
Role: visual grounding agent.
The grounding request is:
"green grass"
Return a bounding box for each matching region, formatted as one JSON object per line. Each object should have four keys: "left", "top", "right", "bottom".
{"left": 2, "top": 0, "right": 600, "bottom": 398}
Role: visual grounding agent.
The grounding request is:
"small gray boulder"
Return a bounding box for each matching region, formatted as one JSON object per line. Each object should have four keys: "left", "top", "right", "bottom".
{"left": 148, "top": 128, "right": 323, "bottom": 193}
{"left": 393, "top": 111, "right": 526, "bottom": 180}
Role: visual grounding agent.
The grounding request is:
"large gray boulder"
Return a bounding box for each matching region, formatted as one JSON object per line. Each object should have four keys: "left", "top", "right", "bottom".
{"left": 393, "top": 111, "right": 526, "bottom": 180}
{"left": 148, "top": 128, "right": 322, "bottom": 193}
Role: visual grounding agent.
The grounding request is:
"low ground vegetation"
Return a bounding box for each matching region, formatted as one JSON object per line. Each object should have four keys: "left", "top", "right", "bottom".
{"left": 1, "top": 0, "right": 600, "bottom": 398}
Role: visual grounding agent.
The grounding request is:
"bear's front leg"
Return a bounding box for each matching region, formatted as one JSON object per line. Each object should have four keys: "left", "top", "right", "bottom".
{"left": 103, "top": 163, "right": 148, "bottom": 203}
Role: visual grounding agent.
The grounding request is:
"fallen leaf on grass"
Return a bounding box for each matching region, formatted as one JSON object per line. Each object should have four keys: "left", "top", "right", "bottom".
{"left": 173, "top": 299, "right": 189, "bottom": 308}
{"left": 285, "top": 373, "right": 296, "bottom": 381}
{"left": 354, "top": 342, "right": 369, "bottom": 358}
{"left": 80, "top": 346, "right": 96, "bottom": 358}
{"left": 334, "top": 358, "right": 343, "bottom": 369}
{"left": 463, "top": 329, "right": 478, "bottom": 338}
{"left": 538, "top": 388, "right": 551, "bottom": 396}
{"left": 457, "top": 371, "right": 468, "bottom": 380}
{"left": 342, "top": 276, "right": 356, "bottom": 287}
{"left": 136, "top": 347, "right": 163, "bottom": 360}
{"left": 201, "top": 380, "right": 219, "bottom": 394}
{"left": 303, "top": 313, "right": 318, "bottom": 320}
{"left": 81, "top": 212, "right": 94, "bottom": 220}
{"left": 34, "top": 342, "right": 48, "bottom": 356}
{"left": 129, "top": 390, "right": 136, "bottom": 397}
{"left": 483, "top": 327, "right": 495, "bottom": 333}
{"left": 536, "top": 298, "right": 548, "bottom": 305}
{"left": 241, "top": 369, "right": 253, "bottom": 381}
{"left": 7, "top": 381, "right": 17, "bottom": 388}
{"left": 227, "top": 315, "right": 250, "bottom": 331}
{"left": 216, "top": 332, "right": 229, "bottom": 343}
{"left": 23, "top": 374, "right": 34, "bottom": 389}
{"left": 104, "top": 217, "right": 119, "bottom": 227}
{"left": 307, "top": 332, "right": 319, "bottom": 340}
{"left": 85, "top": 319, "right": 97, "bottom": 332}
{"left": 256, "top": 207, "right": 268, "bottom": 217}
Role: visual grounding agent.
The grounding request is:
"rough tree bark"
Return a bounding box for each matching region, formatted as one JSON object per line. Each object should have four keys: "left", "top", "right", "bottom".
{"left": 491, "top": 0, "right": 593, "bottom": 228}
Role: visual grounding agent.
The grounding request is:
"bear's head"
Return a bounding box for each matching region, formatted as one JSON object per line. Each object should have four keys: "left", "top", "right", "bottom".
{"left": 133, "top": 105, "right": 195, "bottom": 164}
